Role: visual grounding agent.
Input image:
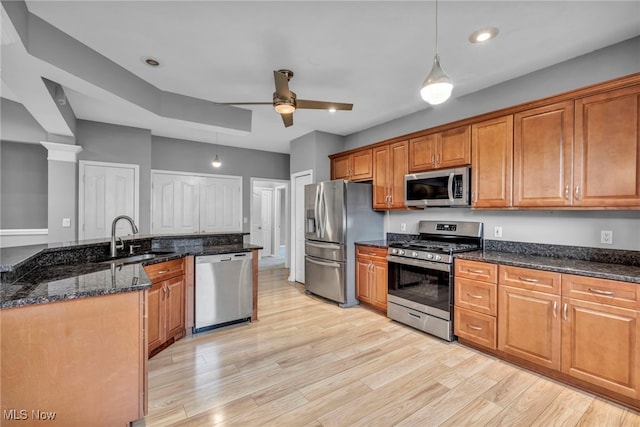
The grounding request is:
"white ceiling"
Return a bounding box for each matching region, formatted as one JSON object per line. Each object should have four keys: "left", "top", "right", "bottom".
{"left": 4, "top": 1, "right": 640, "bottom": 154}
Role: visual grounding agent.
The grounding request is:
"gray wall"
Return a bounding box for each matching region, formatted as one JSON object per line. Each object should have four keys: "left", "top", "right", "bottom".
{"left": 0, "top": 98, "right": 47, "bottom": 144}
{"left": 77, "top": 120, "right": 153, "bottom": 234}
{"left": 151, "top": 136, "right": 290, "bottom": 232}
{"left": 0, "top": 141, "right": 48, "bottom": 228}
{"left": 343, "top": 36, "right": 640, "bottom": 251}
{"left": 290, "top": 130, "right": 344, "bottom": 182}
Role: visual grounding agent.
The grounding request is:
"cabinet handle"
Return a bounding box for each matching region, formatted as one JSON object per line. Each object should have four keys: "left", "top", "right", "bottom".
{"left": 518, "top": 276, "right": 539, "bottom": 283}
{"left": 564, "top": 185, "right": 570, "bottom": 200}
{"left": 574, "top": 186, "right": 581, "bottom": 201}
{"left": 466, "top": 293, "right": 483, "bottom": 300}
{"left": 588, "top": 288, "right": 615, "bottom": 296}
{"left": 563, "top": 303, "right": 568, "bottom": 321}
{"left": 466, "top": 324, "right": 483, "bottom": 331}
{"left": 158, "top": 269, "right": 170, "bottom": 274}
{"left": 552, "top": 301, "right": 557, "bottom": 318}
{"left": 431, "top": 155, "right": 435, "bottom": 164}
{"left": 162, "top": 286, "right": 168, "bottom": 300}
{"left": 436, "top": 154, "right": 440, "bottom": 164}
{"left": 467, "top": 268, "right": 485, "bottom": 274}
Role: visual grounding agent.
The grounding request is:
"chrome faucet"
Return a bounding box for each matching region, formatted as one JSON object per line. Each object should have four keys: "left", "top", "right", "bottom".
{"left": 110, "top": 215, "right": 139, "bottom": 258}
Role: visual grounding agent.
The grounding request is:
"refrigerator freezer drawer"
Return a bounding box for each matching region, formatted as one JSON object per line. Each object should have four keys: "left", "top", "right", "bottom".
{"left": 305, "top": 240, "right": 345, "bottom": 262}
{"left": 305, "top": 255, "right": 346, "bottom": 304}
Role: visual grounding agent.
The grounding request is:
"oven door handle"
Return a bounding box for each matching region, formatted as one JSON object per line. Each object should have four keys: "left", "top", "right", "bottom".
{"left": 386, "top": 255, "right": 451, "bottom": 272}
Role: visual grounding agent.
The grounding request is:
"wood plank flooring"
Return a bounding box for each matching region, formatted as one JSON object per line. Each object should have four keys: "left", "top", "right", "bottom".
{"left": 133, "top": 268, "right": 640, "bottom": 426}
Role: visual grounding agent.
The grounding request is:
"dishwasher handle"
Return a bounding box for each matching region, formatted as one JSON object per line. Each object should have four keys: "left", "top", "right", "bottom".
{"left": 196, "top": 252, "right": 253, "bottom": 264}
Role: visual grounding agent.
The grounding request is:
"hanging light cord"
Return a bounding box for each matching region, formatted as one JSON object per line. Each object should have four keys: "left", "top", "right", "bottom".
{"left": 434, "top": 0, "right": 439, "bottom": 56}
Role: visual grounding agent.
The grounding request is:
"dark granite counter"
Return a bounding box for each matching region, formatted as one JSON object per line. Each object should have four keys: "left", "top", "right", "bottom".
{"left": 455, "top": 245, "right": 640, "bottom": 285}
{"left": 1, "top": 233, "right": 261, "bottom": 309}
{"left": 355, "top": 240, "right": 390, "bottom": 249}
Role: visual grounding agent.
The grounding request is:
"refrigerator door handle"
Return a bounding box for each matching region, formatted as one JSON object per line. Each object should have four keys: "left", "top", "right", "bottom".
{"left": 319, "top": 187, "right": 327, "bottom": 239}
{"left": 306, "top": 240, "right": 342, "bottom": 251}
{"left": 314, "top": 185, "right": 322, "bottom": 238}
{"left": 305, "top": 256, "right": 341, "bottom": 269}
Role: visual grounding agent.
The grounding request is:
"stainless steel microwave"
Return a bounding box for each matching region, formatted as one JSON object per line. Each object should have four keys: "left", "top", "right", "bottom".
{"left": 404, "top": 167, "right": 471, "bottom": 207}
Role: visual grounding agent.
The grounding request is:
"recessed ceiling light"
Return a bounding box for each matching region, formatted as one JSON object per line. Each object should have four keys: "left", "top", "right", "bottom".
{"left": 469, "top": 27, "right": 499, "bottom": 44}
{"left": 144, "top": 58, "right": 160, "bottom": 67}
{"left": 328, "top": 107, "right": 337, "bottom": 113}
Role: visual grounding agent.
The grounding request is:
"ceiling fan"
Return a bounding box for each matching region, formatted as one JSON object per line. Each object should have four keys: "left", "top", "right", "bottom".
{"left": 219, "top": 69, "right": 353, "bottom": 128}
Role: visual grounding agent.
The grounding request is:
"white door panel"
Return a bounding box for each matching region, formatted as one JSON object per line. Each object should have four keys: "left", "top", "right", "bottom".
{"left": 200, "top": 177, "right": 241, "bottom": 232}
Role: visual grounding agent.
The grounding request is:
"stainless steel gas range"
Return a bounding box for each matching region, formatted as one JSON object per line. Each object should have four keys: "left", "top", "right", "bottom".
{"left": 386, "top": 220, "right": 483, "bottom": 341}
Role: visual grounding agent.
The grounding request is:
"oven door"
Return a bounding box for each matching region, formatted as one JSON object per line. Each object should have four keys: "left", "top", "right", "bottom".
{"left": 386, "top": 255, "right": 453, "bottom": 321}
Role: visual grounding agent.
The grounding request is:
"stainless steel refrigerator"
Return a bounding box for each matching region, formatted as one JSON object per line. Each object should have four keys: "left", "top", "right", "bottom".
{"left": 304, "top": 180, "right": 383, "bottom": 307}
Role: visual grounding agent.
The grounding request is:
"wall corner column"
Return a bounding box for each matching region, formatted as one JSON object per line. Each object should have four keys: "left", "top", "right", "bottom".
{"left": 40, "top": 141, "right": 82, "bottom": 243}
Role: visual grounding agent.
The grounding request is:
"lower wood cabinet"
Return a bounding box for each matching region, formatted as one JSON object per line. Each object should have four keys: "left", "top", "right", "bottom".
{"left": 356, "top": 245, "right": 388, "bottom": 312}
{"left": 144, "top": 258, "right": 186, "bottom": 357}
{"left": 456, "top": 260, "right": 640, "bottom": 408}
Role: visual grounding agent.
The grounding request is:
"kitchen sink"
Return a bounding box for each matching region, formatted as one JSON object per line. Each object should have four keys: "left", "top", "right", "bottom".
{"left": 96, "top": 250, "right": 176, "bottom": 266}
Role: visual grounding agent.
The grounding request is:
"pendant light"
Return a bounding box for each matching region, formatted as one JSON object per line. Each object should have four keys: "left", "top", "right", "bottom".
{"left": 420, "top": 0, "right": 453, "bottom": 105}
{"left": 211, "top": 134, "right": 222, "bottom": 168}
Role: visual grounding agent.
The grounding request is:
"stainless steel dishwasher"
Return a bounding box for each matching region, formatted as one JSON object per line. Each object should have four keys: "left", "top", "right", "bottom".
{"left": 194, "top": 252, "right": 253, "bottom": 333}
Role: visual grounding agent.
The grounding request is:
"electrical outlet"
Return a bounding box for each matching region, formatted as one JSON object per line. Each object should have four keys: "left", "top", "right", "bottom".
{"left": 600, "top": 230, "right": 613, "bottom": 244}
{"left": 62, "top": 218, "right": 71, "bottom": 228}
{"left": 400, "top": 223, "right": 406, "bottom": 232}
{"left": 494, "top": 226, "right": 503, "bottom": 238}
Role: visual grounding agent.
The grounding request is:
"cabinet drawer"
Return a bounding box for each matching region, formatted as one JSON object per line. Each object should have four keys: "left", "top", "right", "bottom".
{"left": 356, "top": 246, "right": 388, "bottom": 259}
{"left": 499, "top": 265, "right": 561, "bottom": 294}
{"left": 455, "top": 277, "right": 497, "bottom": 316}
{"left": 144, "top": 258, "right": 185, "bottom": 283}
{"left": 455, "top": 259, "right": 497, "bottom": 283}
{"left": 563, "top": 274, "right": 639, "bottom": 310}
{"left": 454, "top": 307, "right": 496, "bottom": 349}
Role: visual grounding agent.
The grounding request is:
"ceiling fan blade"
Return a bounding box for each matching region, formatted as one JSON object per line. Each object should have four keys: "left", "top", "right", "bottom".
{"left": 296, "top": 99, "right": 353, "bottom": 111}
{"left": 281, "top": 112, "right": 293, "bottom": 127}
{"left": 274, "top": 70, "right": 292, "bottom": 99}
{"left": 216, "top": 102, "right": 273, "bottom": 106}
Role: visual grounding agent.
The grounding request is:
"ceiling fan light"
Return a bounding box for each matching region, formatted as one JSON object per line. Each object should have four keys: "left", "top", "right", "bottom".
{"left": 212, "top": 154, "right": 222, "bottom": 168}
{"left": 420, "top": 54, "right": 453, "bottom": 105}
{"left": 274, "top": 103, "right": 295, "bottom": 114}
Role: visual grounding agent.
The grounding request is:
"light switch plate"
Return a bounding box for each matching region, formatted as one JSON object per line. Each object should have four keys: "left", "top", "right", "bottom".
{"left": 62, "top": 218, "right": 71, "bottom": 228}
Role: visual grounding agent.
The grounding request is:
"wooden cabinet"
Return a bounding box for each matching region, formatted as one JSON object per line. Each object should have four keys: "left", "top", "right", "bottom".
{"left": 471, "top": 115, "right": 514, "bottom": 208}
{"left": 573, "top": 85, "right": 640, "bottom": 207}
{"left": 454, "top": 260, "right": 498, "bottom": 349}
{"left": 373, "top": 141, "right": 408, "bottom": 209}
{"left": 498, "top": 266, "right": 562, "bottom": 370}
{"left": 355, "top": 245, "right": 388, "bottom": 312}
{"left": 409, "top": 125, "right": 471, "bottom": 172}
{"left": 514, "top": 101, "right": 574, "bottom": 207}
{"left": 144, "top": 258, "right": 186, "bottom": 357}
{"left": 330, "top": 148, "right": 373, "bottom": 181}
{"left": 561, "top": 274, "right": 639, "bottom": 399}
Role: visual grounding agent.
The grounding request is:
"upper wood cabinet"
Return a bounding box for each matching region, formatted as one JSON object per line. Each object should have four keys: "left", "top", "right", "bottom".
{"left": 514, "top": 101, "right": 574, "bottom": 207}
{"left": 373, "top": 141, "right": 408, "bottom": 209}
{"left": 409, "top": 125, "right": 471, "bottom": 172}
{"left": 330, "top": 148, "right": 373, "bottom": 181}
{"left": 471, "top": 115, "right": 513, "bottom": 208}
{"left": 573, "top": 84, "right": 640, "bottom": 207}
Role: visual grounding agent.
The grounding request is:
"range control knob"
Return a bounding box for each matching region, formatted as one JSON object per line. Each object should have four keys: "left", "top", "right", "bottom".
{"left": 426, "top": 253, "right": 434, "bottom": 259}
{"left": 412, "top": 251, "right": 419, "bottom": 258}
{"left": 391, "top": 248, "right": 398, "bottom": 255}
{"left": 434, "top": 255, "right": 442, "bottom": 261}
{"left": 399, "top": 250, "right": 405, "bottom": 256}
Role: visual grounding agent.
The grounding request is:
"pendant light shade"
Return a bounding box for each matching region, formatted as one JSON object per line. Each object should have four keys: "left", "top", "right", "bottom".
{"left": 420, "top": 54, "right": 453, "bottom": 105}
{"left": 420, "top": 0, "right": 453, "bottom": 105}
{"left": 211, "top": 154, "right": 221, "bottom": 168}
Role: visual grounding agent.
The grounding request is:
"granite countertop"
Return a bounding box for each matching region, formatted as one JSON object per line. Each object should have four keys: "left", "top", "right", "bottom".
{"left": 355, "top": 240, "right": 390, "bottom": 249}
{"left": 456, "top": 250, "right": 640, "bottom": 284}
{"left": 1, "top": 235, "right": 261, "bottom": 309}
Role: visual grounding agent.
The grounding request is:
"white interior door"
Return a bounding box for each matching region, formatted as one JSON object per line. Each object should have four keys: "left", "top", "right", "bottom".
{"left": 291, "top": 170, "right": 313, "bottom": 283}
{"left": 151, "top": 172, "right": 199, "bottom": 234}
{"left": 261, "top": 189, "right": 274, "bottom": 257}
{"left": 79, "top": 161, "right": 139, "bottom": 240}
{"left": 200, "top": 176, "right": 242, "bottom": 232}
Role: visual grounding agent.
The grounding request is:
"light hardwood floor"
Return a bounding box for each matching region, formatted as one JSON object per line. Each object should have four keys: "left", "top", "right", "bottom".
{"left": 134, "top": 268, "right": 640, "bottom": 426}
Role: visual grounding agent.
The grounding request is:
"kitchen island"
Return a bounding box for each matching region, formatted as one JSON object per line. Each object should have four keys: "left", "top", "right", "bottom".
{"left": 0, "top": 232, "right": 261, "bottom": 427}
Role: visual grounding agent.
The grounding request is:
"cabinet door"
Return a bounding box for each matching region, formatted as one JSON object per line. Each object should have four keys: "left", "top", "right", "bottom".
{"left": 165, "top": 276, "right": 185, "bottom": 340}
{"left": 408, "top": 134, "right": 437, "bottom": 172}
{"left": 514, "top": 101, "right": 574, "bottom": 207}
{"left": 371, "top": 258, "right": 388, "bottom": 311}
{"left": 200, "top": 176, "right": 242, "bottom": 232}
{"left": 151, "top": 173, "right": 200, "bottom": 234}
{"left": 351, "top": 149, "right": 373, "bottom": 181}
{"left": 389, "top": 141, "right": 408, "bottom": 209}
{"left": 455, "top": 306, "right": 497, "bottom": 349}
{"left": 498, "top": 285, "right": 561, "bottom": 371}
{"left": 471, "top": 115, "right": 514, "bottom": 208}
{"left": 356, "top": 256, "right": 372, "bottom": 303}
{"left": 147, "top": 282, "right": 165, "bottom": 355}
{"left": 574, "top": 85, "right": 640, "bottom": 207}
{"left": 372, "top": 145, "right": 391, "bottom": 209}
{"left": 562, "top": 298, "right": 639, "bottom": 398}
{"left": 331, "top": 154, "right": 352, "bottom": 180}
{"left": 437, "top": 125, "right": 471, "bottom": 169}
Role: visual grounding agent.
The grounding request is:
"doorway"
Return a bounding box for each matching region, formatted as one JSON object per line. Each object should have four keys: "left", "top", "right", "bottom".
{"left": 250, "top": 178, "right": 290, "bottom": 271}
{"left": 290, "top": 169, "right": 313, "bottom": 283}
